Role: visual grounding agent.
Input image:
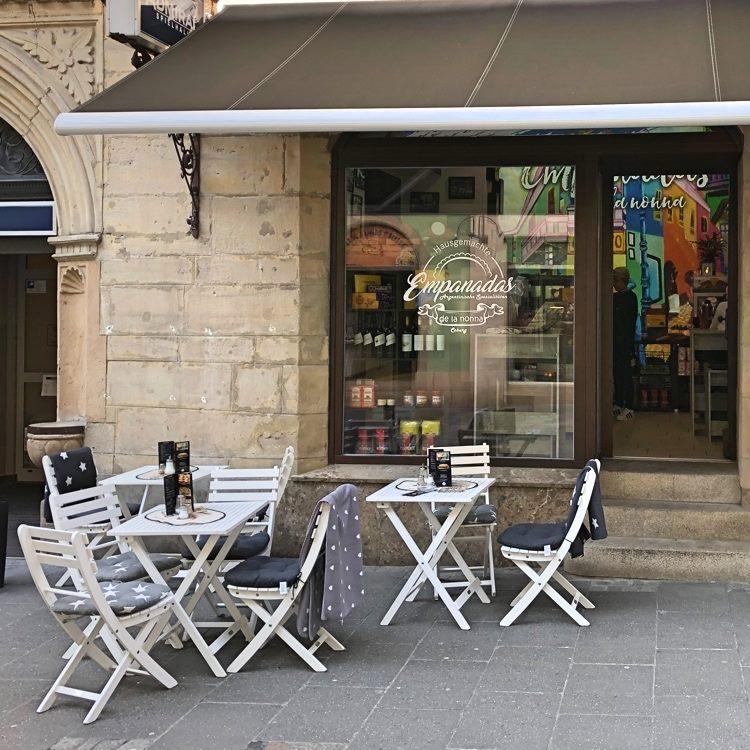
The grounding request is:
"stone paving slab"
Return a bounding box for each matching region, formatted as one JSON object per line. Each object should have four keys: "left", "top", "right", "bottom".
{"left": 1, "top": 559, "right": 750, "bottom": 749}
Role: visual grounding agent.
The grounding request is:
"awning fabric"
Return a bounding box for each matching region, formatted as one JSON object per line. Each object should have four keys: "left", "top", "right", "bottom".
{"left": 56, "top": 0, "right": 750, "bottom": 135}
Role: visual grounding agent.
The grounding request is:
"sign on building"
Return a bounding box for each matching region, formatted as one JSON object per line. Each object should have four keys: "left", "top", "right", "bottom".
{"left": 107, "top": 1, "right": 200, "bottom": 54}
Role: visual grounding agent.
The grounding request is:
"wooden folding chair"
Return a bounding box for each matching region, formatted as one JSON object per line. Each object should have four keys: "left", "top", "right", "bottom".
{"left": 430, "top": 443, "right": 497, "bottom": 596}
{"left": 18, "top": 525, "right": 177, "bottom": 724}
{"left": 46, "top": 467, "right": 181, "bottom": 659}
{"left": 224, "top": 500, "right": 345, "bottom": 673}
{"left": 186, "top": 447, "right": 295, "bottom": 633}
{"left": 498, "top": 460, "right": 600, "bottom": 627}
{"left": 43, "top": 454, "right": 123, "bottom": 586}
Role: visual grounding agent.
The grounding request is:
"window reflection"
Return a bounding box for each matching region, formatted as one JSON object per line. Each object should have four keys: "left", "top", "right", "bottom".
{"left": 343, "top": 166, "right": 575, "bottom": 459}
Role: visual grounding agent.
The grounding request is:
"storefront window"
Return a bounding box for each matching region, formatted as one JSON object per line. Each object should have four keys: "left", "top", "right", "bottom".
{"left": 343, "top": 166, "right": 575, "bottom": 460}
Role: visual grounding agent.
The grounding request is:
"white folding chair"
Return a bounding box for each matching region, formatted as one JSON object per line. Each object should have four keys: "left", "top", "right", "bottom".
{"left": 45, "top": 462, "right": 181, "bottom": 585}
{"left": 205, "top": 445, "right": 294, "bottom": 560}
{"left": 430, "top": 443, "right": 497, "bottom": 596}
{"left": 499, "top": 459, "right": 600, "bottom": 627}
{"left": 224, "top": 500, "right": 345, "bottom": 673}
{"left": 18, "top": 525, "right": 177, "bottom": 724}
{"left": 43, "top": 454, "right": 122, "bottom": 585}
{"left": 186, "top": 447, "right": 295, "bottom": 625}
{"left": 46, "top": 463, "right": 182, "bottom": 657}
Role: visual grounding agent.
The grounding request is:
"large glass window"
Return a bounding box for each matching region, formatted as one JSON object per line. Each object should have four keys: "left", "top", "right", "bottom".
{"left": 342, "top": 166, "right": 575, "bottom": 460}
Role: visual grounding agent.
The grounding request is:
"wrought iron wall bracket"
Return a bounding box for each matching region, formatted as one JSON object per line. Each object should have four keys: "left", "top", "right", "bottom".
{"left": 169, "top": 133, "right": 200, "bottom": 238}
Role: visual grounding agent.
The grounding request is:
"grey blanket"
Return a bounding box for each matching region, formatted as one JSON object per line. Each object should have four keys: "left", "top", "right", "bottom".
{"left": 297, "top": 483, "right": 363, "bottom": 642}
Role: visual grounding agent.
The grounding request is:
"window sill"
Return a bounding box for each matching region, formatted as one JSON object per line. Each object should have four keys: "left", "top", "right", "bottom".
{"left": 293, "top": 463, "right": 578, "bottom": 488}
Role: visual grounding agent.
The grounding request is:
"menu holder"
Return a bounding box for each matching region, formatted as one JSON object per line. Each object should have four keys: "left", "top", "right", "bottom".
{"left": 428, "top": 448, "right": 438, "bottom": 478}
{"left": 177, "top": 471, "right": 194, "bottom": 512}
{"left": 433, "top": 449, "right": 452, "bottom": 487}
{"left": 175, "top": 440, "right": 191, "bottom": 474}
{"left": 164, "top": 473, "right": 178, "bottom": 516}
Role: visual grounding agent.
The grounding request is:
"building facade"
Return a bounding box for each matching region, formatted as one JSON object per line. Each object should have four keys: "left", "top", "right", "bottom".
{"left": 3, "top": 0, "right": 750, "bottom": 575}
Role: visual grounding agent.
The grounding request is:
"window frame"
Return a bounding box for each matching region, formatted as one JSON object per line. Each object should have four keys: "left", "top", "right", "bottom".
{"left": 329, "top": 130, "right": 742, "bottom": 467}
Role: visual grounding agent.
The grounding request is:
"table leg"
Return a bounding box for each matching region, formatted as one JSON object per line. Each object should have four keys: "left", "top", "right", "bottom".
{"left": 379, "top": 503, "right": 472, "bottom": 630}
{"left": 124, "top": 535, "right": 227, "bottom": 678}
{"left": 182, "top": 532, "right": 256, "bottom": 649}
{"left": 138, "top": 486, "right": 151, "bottom": 515}
{"left": 403, "top": 501, "right": 477, "bottom": 603}
{"left": 420, "top": 503, "right": 491, "bottom": 605}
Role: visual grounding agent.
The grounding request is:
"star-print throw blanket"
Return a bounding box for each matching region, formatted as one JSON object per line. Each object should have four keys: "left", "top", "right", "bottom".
{"left": 42, "top": 447, "right": 98, "bottom": 523}
{"left": 297, "top": 483, "right": 363, "bottom": 643}
{"left": 567, "top": 459, "right": 608, "bottom": 558}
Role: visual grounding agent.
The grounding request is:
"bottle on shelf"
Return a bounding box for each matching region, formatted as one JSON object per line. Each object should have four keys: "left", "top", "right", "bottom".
{"left": 436, "top": 332, "right": 446, "bottom": 354}
{"left": 413, "top": 316, "right": 425, "bottom": 354}
{"left": 374, "top": 317, "right": 386, "bottom": 358}
{"left": 385, "top": 318, "right": 397, "bottom": 357}
{"left": 353, "top": 322, "right": 364, "bottom": 351}
{"left": 401, "top": 314, "right": 414, "bottom": 356}
{"left": 362, "top": 324, "right": 374, "bottom": 355}
{"left": 425, "top": 321, "right": 435, "bottom": 353}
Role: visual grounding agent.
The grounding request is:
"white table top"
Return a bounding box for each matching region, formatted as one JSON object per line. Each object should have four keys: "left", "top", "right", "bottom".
{"left": 366, "top": 477, "right": 495, "bottom": 504}
{"left": 100, "top": 465, "right": 227, "bottom": 487}
{"left": 109, "top": 500, "right": 265, "bottom": 537}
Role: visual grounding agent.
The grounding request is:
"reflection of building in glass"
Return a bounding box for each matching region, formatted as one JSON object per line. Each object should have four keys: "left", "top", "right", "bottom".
{"left": 505, "top": 166, "right": 574, "bottom": 268}
{"left": 616, "top": 176, "right": 729, "bottom": 313}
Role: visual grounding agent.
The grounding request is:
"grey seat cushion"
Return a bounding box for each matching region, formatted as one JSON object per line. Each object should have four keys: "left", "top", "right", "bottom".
{"left": 433, "top": 503, "right": 497, "bottom": 525}
{"left": 224, "top": 556, "right": 301, "bottom": 589}
{"left": 52, "top": 581, "right": 171, "bottom": 617}
{"left": 95, "top": 551, "right": 181, "bottom": 582}
{"left": 498, "top": 522, "right": 567, "bottom": 551}
{"left": 184, "top": 531, "right": 270, "bottom": 561}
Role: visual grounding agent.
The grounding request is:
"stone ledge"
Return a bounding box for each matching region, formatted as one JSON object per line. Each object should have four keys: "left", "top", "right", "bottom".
{"left": 293, "top": 463, "right": 578, "bottom": 488}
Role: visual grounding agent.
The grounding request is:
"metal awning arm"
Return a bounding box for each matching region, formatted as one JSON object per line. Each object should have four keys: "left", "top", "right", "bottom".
{"left": 169, "top": 132, "right": 200, "bottom": 238}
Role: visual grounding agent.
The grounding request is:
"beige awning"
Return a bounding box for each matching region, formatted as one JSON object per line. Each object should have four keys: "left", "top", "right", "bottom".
{"left": 55, "top": 0, "right": 750, "bottom": 135}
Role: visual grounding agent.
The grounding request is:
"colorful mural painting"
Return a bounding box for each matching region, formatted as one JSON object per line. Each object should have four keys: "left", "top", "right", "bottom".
{"left": 613, "top": 175, "right": 730, "bottom": 349}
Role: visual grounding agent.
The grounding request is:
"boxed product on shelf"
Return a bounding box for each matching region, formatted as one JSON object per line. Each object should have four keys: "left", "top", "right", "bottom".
{"left": 347, "top": 379, "right": 376, "bottom": 408}
{"left": 399, "top": 420, "right": 420, "bottom": 455}
{"left": 354, "top": 274, "right": 382, "bottom": 293}
{"left": 351, "top": 292, "right": 379, "bottom": 310}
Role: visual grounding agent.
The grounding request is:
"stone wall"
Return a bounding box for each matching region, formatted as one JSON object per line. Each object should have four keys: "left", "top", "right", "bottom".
{"left": 276, "top": 466, "right": 578, "bottom": 565}
{"left": 94, "top": 128, "right": 332, "bottom": 474}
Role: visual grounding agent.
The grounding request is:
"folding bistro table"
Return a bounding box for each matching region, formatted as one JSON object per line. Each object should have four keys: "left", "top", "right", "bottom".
{"left": 100, "top": 465, "right": 227, "bottom": 516}
{"left": 109, "top": 500, "right": 265, "bottom": 677}
{"left": 367, "top": 477, "right": 495, "bottom": 630}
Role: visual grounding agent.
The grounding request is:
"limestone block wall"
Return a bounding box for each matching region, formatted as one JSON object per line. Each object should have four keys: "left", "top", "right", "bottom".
{"left": 90, "top": 131, "right": 332, "bottom": 475}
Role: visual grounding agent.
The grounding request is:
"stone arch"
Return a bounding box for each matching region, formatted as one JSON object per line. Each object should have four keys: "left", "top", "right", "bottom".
{"left": 0, "top": 32, "right": 105, "bottom": 424}
{"left": 0, "top": 34, "right": 99, "bottom": 241}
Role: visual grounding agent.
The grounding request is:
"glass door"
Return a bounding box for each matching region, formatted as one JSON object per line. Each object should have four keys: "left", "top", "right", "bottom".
{"left": 607, "top": 173, "right": 733, "bottom": 459}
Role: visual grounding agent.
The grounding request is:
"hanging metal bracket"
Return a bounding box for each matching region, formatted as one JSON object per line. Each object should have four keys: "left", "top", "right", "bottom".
{"left": 169, "top": 133, "right": 200, "bottom": 238}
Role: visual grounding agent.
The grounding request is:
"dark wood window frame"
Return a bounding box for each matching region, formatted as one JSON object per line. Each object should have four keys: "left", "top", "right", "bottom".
{"left": 329, "top": 129, "right": 743, "bottom": 467}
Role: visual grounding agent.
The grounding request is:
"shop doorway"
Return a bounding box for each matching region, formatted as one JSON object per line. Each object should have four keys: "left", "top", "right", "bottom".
{"left": 606, "top": 173, "right": 734, "bottom": 460}
{"left": 0, "top": 248, "right": 58, "bottom": 481}
{"left": 0, "top": 117, "right": 58, "bottom": 481}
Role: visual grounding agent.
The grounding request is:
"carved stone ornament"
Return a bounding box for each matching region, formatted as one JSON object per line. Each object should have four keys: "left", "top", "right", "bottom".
{"left": 60, "top": 266, "right": 85, "bottom": 295}
{"left": 49, "top": 233, "right": 100, "bottom": 261}
{"left": 0, "top": 118, "right": 46, "bottom": 180}
{"left": 1, "top": 27, "right": 95, "bottom": 104}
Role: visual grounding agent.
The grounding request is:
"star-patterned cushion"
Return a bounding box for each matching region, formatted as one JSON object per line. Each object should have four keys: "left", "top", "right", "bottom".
{"left": 184, "top": 531, "right": 271, "bottom": 561}
{"left": 52, "top": 581, "right": 171, "bottom": 617}
{"left": 43, "top": 446, "right": 99, "bottom": 523}
{"left": 224, "top": 556, "right": 301, "bottom": 589}
{"left": 433, "top": 503, "right": 498, "bottom": 525}
{"left": 94, "top": 551, "right": 181, "bottom": 582}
